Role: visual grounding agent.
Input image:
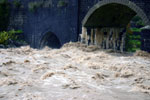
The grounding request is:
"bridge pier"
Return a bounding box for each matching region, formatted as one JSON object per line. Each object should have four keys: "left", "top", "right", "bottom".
{"left": 80, "top": 27, "right": 126, "bottom": 52}
{"left": 141, "top": 27, "right": 150, "bottom": 52}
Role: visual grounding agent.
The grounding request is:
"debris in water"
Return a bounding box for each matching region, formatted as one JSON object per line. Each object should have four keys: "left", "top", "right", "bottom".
{"left": 134, "top": 50, "right": 150, "bottom": 57}
{"left": 63, "top": 64, "right": 78, "bottom": 71}
{"left": 24, "top": 60, "right": 30, "bottom": 63}
{"left": 41, "top": 71, "right": 55, "bottom": 80}
{"left": 92, "top": 73, "right": 105, "bottom": 80}
{"left": 32, "top": 65, "right": 48, "bottom": 73}
{"left": 2, "top": 60, "right": 16, "bottom": 65}
{"left": 0, "top": 78, "right": 18, "bottom": 86}
{"left": 120, "top": 69, "right": 134, "bottom": 78}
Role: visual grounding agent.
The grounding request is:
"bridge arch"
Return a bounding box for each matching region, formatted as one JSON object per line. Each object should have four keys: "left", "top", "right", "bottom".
{"left": 82, "top": 0, "right": 150, "bottom": 27}
{"left": 40, "top": 32, "right": 61, "bottom": 49}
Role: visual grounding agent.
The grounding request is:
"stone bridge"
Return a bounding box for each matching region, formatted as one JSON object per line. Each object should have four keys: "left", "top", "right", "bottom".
{"left": 8, "top": 0, "right": 150, "bottom": 51}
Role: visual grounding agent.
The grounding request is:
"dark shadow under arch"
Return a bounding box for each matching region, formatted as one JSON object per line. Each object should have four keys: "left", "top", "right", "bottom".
{"left": 40, "top": 32, "right": 61, "bottom": 49}
{"left": 82, "top": 0, "right": 150, "bottom": 27}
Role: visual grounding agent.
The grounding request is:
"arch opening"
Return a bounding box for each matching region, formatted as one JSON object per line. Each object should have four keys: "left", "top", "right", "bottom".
{"left": 40, "top": 32, "right": 61, "bottom": 49}
{"left": 84, "top": 3, "right": 136, "bottom": 28}
{"left": 80, "top": 1, "right": 149, "bottom": 52}
{"left": 82, "top": 1, "right": 149, "bottom": 27}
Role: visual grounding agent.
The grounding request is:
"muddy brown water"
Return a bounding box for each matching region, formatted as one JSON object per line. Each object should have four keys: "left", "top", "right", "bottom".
{"left": 0, "top": 43, "right": 150, "bottom": 100}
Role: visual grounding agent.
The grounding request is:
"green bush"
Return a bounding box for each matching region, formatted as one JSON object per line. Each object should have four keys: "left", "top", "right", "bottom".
{"left": 0, "top": 30, "right": 23, "bottom": 45}
{"left": 125, "top": 33, "right": 141, "bottom": 52}
{"left": 136, "top": 20, "right": 144, "bottom": 27}
{"left": 0, "top": 0, "right": 10, "bottom": 31}
{"left": 0, "top": 31, "right": 9, "bottom": 44}
{"left": 130, "top": 28, "right": 141, "bottom": 32}
{"left": 125, "top": 15, "right": 144, "bottom": 52}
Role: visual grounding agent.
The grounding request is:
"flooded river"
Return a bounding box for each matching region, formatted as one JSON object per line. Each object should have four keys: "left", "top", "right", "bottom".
{"left": 0, "top": 42, "right": 150, "bottom": 100}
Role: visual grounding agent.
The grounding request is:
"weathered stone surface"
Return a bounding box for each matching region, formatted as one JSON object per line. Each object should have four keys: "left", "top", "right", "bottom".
{"left": 6, "top": 0, "right": 150, "bottom": 52}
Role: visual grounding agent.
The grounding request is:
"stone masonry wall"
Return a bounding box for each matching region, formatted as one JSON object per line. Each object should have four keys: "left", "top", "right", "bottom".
{"left": 7, "top": 0, "right": 150, "bottom": 52}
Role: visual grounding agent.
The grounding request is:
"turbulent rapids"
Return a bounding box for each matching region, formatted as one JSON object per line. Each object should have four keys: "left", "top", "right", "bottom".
{"left": 80, "top": 27, "right": 127, "bottom": 52}
{"left": 0, "top": 42, "right": 150, "bottom": 100}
